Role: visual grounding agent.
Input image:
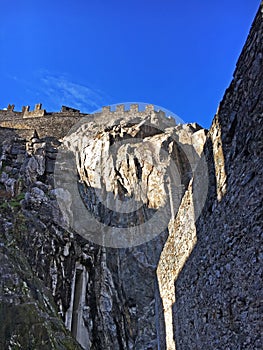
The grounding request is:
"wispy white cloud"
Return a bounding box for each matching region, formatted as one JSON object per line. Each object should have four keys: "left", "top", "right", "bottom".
{"left": 40, "top": 73, "right": 108, "bottom": 113}
{"left": 6, "top": 71, "right": 110, "bottom": 113}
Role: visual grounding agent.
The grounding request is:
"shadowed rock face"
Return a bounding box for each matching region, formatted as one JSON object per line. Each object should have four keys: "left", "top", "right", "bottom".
{"left": 171, "top": 4, "right": 263, "bottom": 350}
{"left": 0, "top": 4, "right": 262, "bottom": 350}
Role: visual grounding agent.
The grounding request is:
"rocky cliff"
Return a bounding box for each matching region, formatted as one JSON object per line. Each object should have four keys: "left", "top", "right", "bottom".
{"left": 0, "top": 105, "right": 206, "bottom": 350}
{"left": 0, "top": 3, "right": 262, "bottom": 350}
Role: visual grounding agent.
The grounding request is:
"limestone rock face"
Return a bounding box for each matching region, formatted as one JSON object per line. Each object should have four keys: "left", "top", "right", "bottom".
{"left": 54, "top": 110, "right": 207, "bottom": 349}
{"left": 57, "top": 114, "right": 204, "bottom": 248}
{"left": 0, "top": 109, "right": 206, "bottom": 350}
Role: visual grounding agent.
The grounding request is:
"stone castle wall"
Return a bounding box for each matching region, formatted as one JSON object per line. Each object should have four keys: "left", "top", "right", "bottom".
{"left": 0, "top": 104, "right": 88, "bottom": 139}
{"left": 0, "top": 103, "right": 175, "bottom": 139}
{"left": 158, "top": 3, "right": 262, "bottom": 349}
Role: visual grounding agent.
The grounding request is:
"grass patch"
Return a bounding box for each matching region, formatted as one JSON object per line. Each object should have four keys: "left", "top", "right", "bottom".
{"left": 0, "top": 192, "right": 25, "bottom": 210}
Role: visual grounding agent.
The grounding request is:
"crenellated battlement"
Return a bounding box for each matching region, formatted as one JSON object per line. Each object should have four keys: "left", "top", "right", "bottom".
{"left": 0, "top": 103, "right": 90, "bottom": 139}
{"left": 101, "top": 104, "right": 156, "bottom": 115}
{"left": 22, "top": 103, "right": 46, "bottom": 118}
{"left": 0, "top": 102, "right": 174, "bottom": 120}
{"left": 0, "top": 103, "right": 84, "bottom": 119}
{"left": 0, "top": 103, "right": 47, "bottom": 118}
{"left": 94, "top": 103, "right": 176, "bottom": 130}
{"left": 0, "top": 102, "right": 176, "bottom": 138}
{"left": 99, "top": 103, "right": 174, "bottom": 121}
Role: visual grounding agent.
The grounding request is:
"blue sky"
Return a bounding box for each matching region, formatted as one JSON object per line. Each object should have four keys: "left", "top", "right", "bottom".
{"left": 0, "top": 0, "right": 260, "bottom": 128}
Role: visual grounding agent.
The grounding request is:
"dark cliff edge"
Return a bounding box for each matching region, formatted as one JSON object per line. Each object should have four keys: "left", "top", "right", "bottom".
{"left": 0, "top": 3, "right": 262, "bottom": 350}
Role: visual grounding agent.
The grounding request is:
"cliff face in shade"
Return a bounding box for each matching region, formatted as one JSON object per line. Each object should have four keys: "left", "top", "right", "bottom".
{"left": 0, "top": 3, "right": 262, "bottom": 350}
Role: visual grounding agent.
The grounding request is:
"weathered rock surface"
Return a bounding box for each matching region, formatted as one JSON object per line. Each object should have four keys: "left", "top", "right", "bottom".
{"left": 0, "top": 3, "right": 262, "bottom": 350}
{"left": 0, "top": 108, "right": 205, "bottom": 350}
{"left": 169, "top": 4, "right": 263, "bottom": 350}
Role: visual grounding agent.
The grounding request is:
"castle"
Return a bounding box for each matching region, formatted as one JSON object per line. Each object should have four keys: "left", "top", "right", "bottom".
{"left": 0, "top": 103, "right": 176, "bottom": 139}
{"left": 0, "top": 3, "right": 262, "bottom": 350}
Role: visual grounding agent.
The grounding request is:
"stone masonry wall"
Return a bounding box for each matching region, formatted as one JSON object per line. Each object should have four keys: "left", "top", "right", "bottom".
{"left": 171, "top": 3, "right": 262, "bottom": 349}
{"left": 0, "top": 103, "right": 175, "bottom": 139}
